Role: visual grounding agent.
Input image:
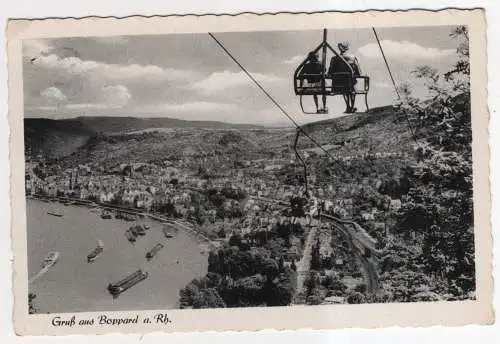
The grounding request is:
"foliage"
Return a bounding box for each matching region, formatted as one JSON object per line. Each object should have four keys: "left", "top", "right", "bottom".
{"left": 383, "top": 26, "right": 475, "bottom": 300}
{"left": 28, "top": 293, "right": 37, "bottom": 314}
{"left": 181, "top": 244, "right": 295, "bottom": 308}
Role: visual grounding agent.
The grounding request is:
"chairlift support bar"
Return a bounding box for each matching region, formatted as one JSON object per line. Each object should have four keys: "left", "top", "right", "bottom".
{"left": 293, "top": 128, "right": 308, "bottom": 194}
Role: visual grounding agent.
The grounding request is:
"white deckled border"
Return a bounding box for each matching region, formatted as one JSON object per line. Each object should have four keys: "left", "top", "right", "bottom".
{"left": 6, "top": 9, "right": 492, "bottom": 335}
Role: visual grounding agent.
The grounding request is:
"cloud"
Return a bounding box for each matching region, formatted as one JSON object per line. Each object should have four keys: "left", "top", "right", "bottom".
{"left": 284, "top": 55, "right": 305, "bottom": 65}
{"left": 190, "top": 71, "right": 283, "bottom": 95}
{"left": 64, "top": 103, "right": 120, "bottom": 110}
{"left": 24, "top": 51, "right": 201, "bottom": 110}
{"left": 139, "top": 101, "right": 241, "bottom": 114}
{"left": 33, "top": 54, "right": 196, "bottom": 84}
{"left": 358, "top": 40, "right": 455, "bottom": 61}
{"left": 101, "top": 85, "right": 132, "bottom": 106}
{"left": 40, "top": 86, "right": 66, "bottom": 104}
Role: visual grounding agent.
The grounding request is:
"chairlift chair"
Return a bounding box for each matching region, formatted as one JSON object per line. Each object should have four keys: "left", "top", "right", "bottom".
{"left": 293, "top": 29, "right": 370, "bottom": 114}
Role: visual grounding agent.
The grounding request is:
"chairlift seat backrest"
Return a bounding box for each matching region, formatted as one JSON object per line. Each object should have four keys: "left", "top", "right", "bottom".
{"left": 328, "top": 56, "right": 352, "bottom": 76}
{"left": 300, "top": 61, "right": 323, "bottom": 84}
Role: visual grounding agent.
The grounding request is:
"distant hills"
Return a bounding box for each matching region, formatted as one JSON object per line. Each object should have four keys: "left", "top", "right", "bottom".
{"left": 24, "top": 105, "right": 398, "bottom": 159}
{"left": 24, "top": 118, "right": 96, "bottom": 159}
{"left": 24, "top": 116, "right": 264, "bottom": 159}
{"left": 70, "top": 116, "right": 265, "bottom": 134}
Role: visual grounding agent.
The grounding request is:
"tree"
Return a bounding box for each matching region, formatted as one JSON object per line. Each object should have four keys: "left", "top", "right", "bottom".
{"left": 388, "top": 26, "right": 475, "bottom": 299}
{"left": 28, "top": 293, "right": 37, "bottom": 314}
{"left": 347, "top": 291, "right": 366, "bottom": 304}
{"left": 310, "top": 240, "right": 322, "bottom": 271}
{"left": 191, "top": 288, "right": 226, "bottom": 309}
{"left": 228, "top": 234, "right": 243, "bottom": 248}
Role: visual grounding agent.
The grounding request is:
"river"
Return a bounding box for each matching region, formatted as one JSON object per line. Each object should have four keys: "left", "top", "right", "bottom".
{"left": 27, "top": 200, "right": 208, "bottom": 314}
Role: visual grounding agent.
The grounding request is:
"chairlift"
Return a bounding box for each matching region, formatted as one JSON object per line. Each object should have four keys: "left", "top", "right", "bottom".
{"left": 293, "top": 29, "right": 370, "bottom": 115}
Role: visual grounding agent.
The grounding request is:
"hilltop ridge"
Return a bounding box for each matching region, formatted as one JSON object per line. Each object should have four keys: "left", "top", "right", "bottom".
{"left": 24, "top": 115, "right": 265, "bottom": 159}
{"left": 24, "top": 105, "right": 401, "bottom": 160}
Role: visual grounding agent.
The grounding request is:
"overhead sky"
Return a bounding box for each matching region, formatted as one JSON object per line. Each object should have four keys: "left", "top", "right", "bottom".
{"left": 23, "top": 25, "right": 462, "bottom": 125}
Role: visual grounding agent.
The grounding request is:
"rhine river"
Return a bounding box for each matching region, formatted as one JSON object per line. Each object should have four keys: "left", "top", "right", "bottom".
{"left": 27, "top": 200, "right": 208, "bottom": 314}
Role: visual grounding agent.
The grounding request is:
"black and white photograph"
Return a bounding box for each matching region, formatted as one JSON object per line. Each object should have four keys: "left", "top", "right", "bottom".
{"left": 8, "top": 9, "right": 492, "bottom": 334}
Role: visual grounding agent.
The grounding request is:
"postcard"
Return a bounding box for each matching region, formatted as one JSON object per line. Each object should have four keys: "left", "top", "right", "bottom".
{"left": 7, "top": 9, "right": 492, "bottom": 335}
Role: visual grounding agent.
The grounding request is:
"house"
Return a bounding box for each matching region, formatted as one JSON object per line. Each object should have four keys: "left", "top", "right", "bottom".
{"left": 361, "top": 212, "right": 375, "bottom": 221}
{"left": 322, "top": 296, "right": 346, "bottom": 304}
{"left": 390, "top": 199, "right": 402, "bottom": 211}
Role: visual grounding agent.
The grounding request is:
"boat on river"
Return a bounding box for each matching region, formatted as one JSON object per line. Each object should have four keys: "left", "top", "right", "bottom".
{"left": 146, "top": 243, "right": 164, "bottom": 260}
{"left": 87, "top": 240, "right": 104, "bottom": 263}
{"left": 107, "top": 270, "right": 148, "bottom": 297}
{"left": 162, "top": 225, "right": 177, "bottom": 238}
{"left": 47, "top": 209, "right": 63, "bottom": 217}
{"left": 125, "top": 229, "right": 136, "bottom": 243}
{"left": 101, "top": 210, "right": 112, "bottom": 219}
{"left": 130, "top": 225, "right": 146, "bottom": 236}
{"left": 41, "top": 251, "right": 59, "bottom": 270}
{"left": 116, "top": 212, "right": 136, "bottom": 222}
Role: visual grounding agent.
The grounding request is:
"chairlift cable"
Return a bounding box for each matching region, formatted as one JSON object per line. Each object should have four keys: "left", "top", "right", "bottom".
{"left": 208, "top": 33, "right": 346, "bottom": 170}
{"left": 372, "top": 28, "right": 419, "bottom": 145}
{"left": 209, "top": 32, "right": 389, "bottom": 217}
{"left": 208, "top": 33, "right": 382, "bottom": 292}
{"left": 208, "top": 33, "right": 300, "bottom": 129}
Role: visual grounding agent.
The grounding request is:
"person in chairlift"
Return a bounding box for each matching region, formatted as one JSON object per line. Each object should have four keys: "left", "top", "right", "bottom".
{"left": 328, "top": 41, "right": 362, "bottom": 113}
{"left": 301, "top": 51, "right": 327, "bottom": 113}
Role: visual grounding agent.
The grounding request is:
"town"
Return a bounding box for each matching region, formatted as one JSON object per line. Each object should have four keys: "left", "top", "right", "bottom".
{"left": 25, "top": 119, "right": 423, "bottom": 308}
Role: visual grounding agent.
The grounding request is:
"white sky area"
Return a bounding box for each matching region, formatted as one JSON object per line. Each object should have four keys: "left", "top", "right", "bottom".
{"left": 23, "top": 26, "right": 462, "bottom": 125}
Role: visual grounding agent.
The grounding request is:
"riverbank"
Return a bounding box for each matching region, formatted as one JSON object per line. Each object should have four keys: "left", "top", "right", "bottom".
{"left": 27, "top": 199, "right": 208, "bottom": 313}
{"left": 28, "top": 194, "right": 212, "bottom": 243}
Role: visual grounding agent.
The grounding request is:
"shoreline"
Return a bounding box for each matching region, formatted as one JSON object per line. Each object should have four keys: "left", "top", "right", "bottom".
{"left": 27, "top": 197, "right": 209, "bottom": 313}
{"left": 27, "top": 194, "right": 213, "bottom": 245}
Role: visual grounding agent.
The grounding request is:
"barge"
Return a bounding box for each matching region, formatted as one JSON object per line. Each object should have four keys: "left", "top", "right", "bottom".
{"left": 101, "top": 210, "right": 112, "bottom": 219}
{"left": 47, "top": 210, "right": 63, "bottom": 217}
{"left": 125, "top": 229, "right": 136, "bottom": 243}
{"left": 162, "top": 225, "right": 177, "bottom": 238}
{"left": 146, "top": 243, "right": 164, "bottom": 260}
{"left": 116, "top": 212, "right": 136, "bottom": 222}
{"left": 131, "top": 224, "right": 146, "bottom": 236}
{"left": 107, "top": 270, "right": 148, "bottom": 297}
{"left": 87, "top": 240, "right": 104, "bottom": 263}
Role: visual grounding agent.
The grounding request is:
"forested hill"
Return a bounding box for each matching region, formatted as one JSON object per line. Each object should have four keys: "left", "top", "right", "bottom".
{"left": 24, "top": 116, "right": 264, "bottom": 159}
{"left": 24, "top": 118, "right": 97, "bottom": 159}
{"left": 73, "top": 116, "right": 264, "bottom": 134}
{"left": 301, "top": 105, "right": 397, "bottom": 135}
{"left": 24, "top": 106, "right": 400, "bottom": 160}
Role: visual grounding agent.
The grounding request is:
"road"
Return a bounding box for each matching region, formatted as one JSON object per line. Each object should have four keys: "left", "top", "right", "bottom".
{"left": 243, "top": 194, "right": 381, "bottom": 295}
{"left": 244, "top": 194, "right": 381, "bottom": 295}
{"left": 293, "top": 225, "right": 318, "bottom": 300}
{"left": 330, "top": 220, "right": 379, "bottom": 294}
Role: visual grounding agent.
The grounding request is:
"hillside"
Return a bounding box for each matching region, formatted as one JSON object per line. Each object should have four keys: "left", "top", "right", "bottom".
{"left": 24, "top": 118, "right": 97, "bottom": 159}
{"left": 52, "top": 104, "right": 410, "bottom": 171}
{"left": 24, "top": 105, "right": 407, "bottom": 162}
{"left": 24, "top": 116, "right": 265, "bottom": 159}
{"left": 71, "top": 116, "right": 264, "bottom": 134}
{"left": 278, "top": 105, "right": 414, "bottom": 158}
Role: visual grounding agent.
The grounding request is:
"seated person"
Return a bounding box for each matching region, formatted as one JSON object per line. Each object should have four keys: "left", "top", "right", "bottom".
{"left": 328, "top": 41, "right": 362, "bottom": 113}
{"left": 328, "top": 41, "right": 362, "bottom": 76}
{"left": 300, "top": 52, "right": 327, "bottom": 113}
